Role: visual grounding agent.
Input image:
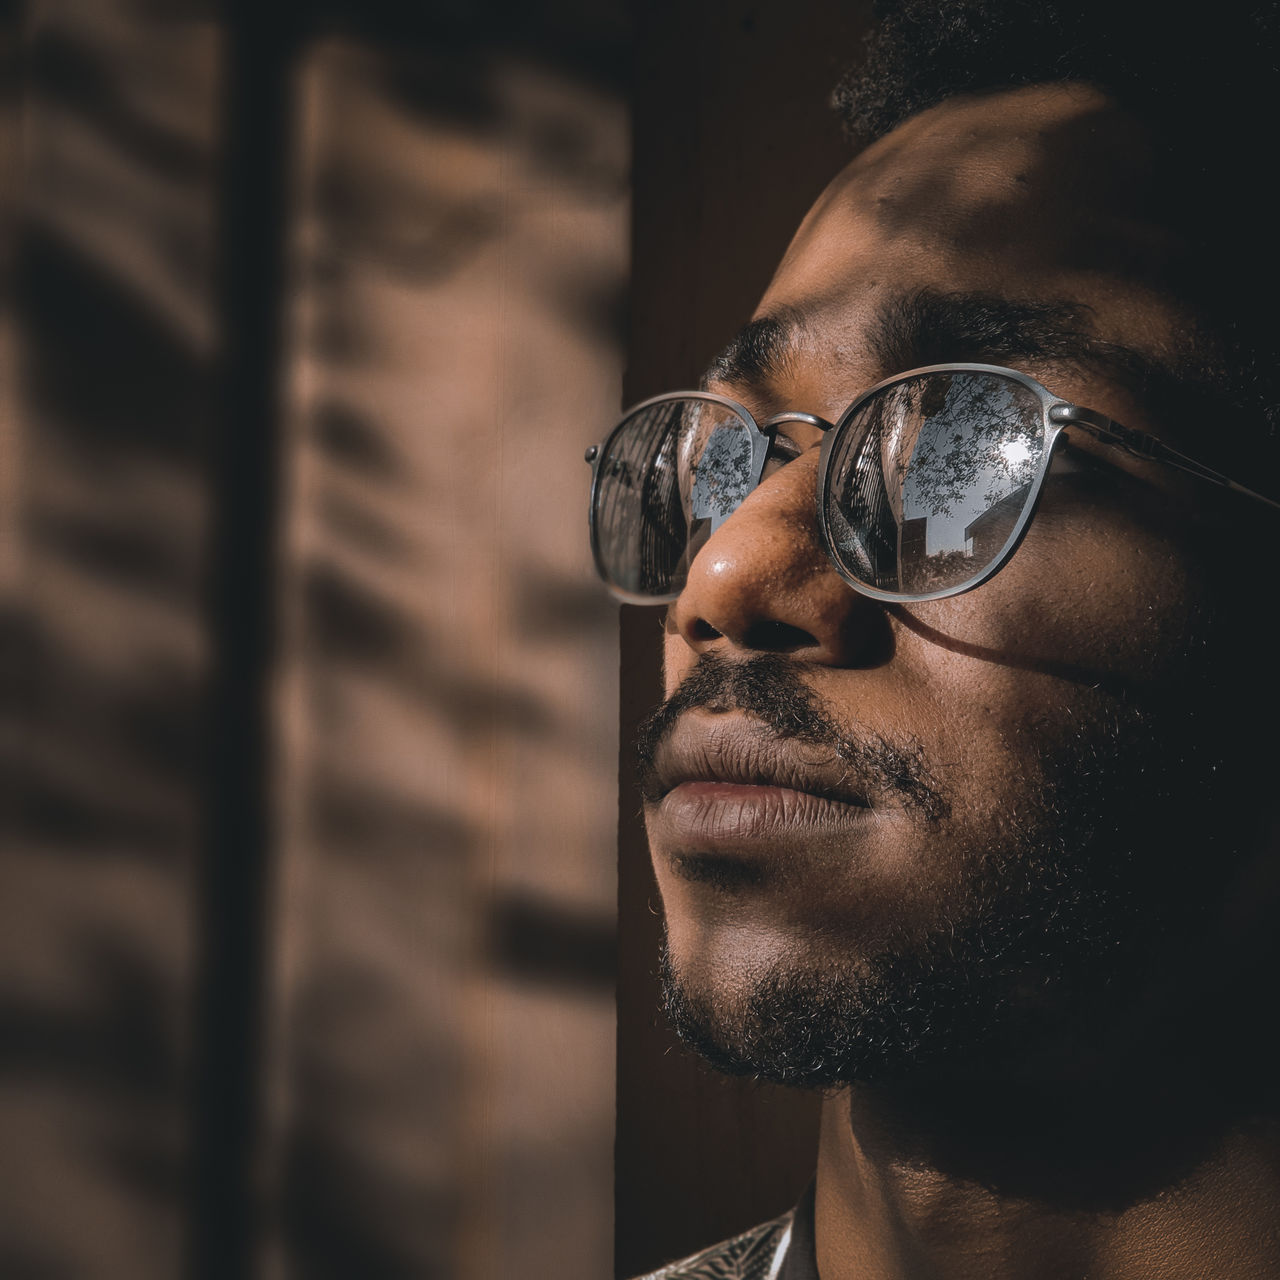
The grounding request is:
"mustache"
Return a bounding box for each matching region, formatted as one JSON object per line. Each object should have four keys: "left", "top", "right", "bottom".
{"left": 634, "top": 652, "right": 949, "bottom": 820}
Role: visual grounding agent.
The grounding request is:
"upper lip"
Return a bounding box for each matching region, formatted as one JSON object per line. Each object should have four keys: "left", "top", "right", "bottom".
{"left": 647, "top": 714, "right": 872, "bottom": 807}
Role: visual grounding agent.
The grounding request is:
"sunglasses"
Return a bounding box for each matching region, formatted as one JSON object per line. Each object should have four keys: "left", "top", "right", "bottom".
{"left": 586, "top": 362, "right": 1280, "bottom": 604}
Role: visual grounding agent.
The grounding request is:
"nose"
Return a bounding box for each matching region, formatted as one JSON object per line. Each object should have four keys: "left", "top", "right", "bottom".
{"left": 670, "top": 448, "right": 888, "bottom": 665}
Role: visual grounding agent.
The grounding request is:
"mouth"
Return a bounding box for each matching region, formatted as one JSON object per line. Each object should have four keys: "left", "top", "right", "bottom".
{"left": 645, "top": 711, "right": 873, "bottom": 805}
{"left": 645, "top": 712, "right": 880, "bottom": 863}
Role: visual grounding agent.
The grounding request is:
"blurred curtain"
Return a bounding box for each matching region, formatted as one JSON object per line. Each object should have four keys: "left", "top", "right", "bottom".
{"left": 3, "top": 2, "right": 626, "bottom": 1277}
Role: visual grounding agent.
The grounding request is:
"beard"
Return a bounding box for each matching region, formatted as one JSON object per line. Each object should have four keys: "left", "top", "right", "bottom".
{"left": 643, "top": 653, "right": 1257, "bottom": 1091}
{"left": 657, "top": 825, "right": 1139, "bottom": 1088}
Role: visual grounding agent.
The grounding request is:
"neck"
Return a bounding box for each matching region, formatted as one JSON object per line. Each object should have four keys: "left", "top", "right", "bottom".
{"left": 814, "top": 1078, "right": 1280, "bottom": 1280}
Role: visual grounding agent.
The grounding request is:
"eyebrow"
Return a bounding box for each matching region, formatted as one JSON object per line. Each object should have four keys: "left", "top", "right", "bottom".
{"left": 869, "top": 290, "right": 1166, "bottom": 395}
{"left": 702, "top": 307, "right": 805, "bottom": 390}
{"left": 701, "top": 288, "right": 1201, "bottom": 423}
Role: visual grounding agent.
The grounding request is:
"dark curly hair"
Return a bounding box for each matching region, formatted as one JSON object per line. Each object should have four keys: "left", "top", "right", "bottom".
{"left": 832, "top": 0, "right": 1280, "bottom": 446}
{"left": 835, "top": 0, "right": 1277, "bottom": 143}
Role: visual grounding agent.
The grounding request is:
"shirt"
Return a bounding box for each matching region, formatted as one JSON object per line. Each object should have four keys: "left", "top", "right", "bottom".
{"left": 631, "top": 1185, "right": 819, "bottom": 1280}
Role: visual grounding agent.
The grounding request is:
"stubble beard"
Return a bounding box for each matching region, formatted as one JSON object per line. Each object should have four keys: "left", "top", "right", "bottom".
{"left": 644, "top": 656, "right": 1241, "bottom": 1091}
{"left": 657, "top": 817, "right": 1138, "bottom": 1089}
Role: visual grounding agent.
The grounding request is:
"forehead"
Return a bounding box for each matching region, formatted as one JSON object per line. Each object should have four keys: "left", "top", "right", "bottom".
{"left": 752, "top": 84, "right": 1193, "bottom": 401}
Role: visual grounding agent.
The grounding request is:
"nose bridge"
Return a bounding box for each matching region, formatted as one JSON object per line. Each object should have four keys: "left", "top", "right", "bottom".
{"left": 672, "top": 443, "right": 882, "bottom": 664}
{"left": 705, "top": 409, "right": 834, "bottom": 534}
{"left": 759, "top": 409, "right": 834, "bottom": 434}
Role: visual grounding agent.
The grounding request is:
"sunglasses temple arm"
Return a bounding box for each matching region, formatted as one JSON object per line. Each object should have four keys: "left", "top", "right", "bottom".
{"left": 1053, "top": 405, "right": 1280, "bottom": 513}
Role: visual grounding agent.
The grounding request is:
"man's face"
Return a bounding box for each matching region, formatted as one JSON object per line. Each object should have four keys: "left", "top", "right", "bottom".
{"left": 641, "top": 83, "right": 1275, "bottom": 1087}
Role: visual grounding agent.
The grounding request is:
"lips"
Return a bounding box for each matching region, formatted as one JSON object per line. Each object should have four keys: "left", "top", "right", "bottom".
{"left": 644, "top": 712, "right": 880, "bottom": 861}
{"left": 646, "top": 712, "right": 873, "bottom": 807}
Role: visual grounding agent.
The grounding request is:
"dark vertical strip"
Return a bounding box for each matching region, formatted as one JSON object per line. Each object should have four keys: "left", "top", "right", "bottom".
{"left": 187, "top": 7, "right": 299, "bottom": 1278}
{"left": 614, "top": 598, "right": 667, "bottom": 1270}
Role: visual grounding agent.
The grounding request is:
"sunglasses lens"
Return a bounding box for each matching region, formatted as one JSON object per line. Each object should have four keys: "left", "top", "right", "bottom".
{"left": 822, "top": 371, "right": 1048, "bottom": 596}
{"left": 591, "top": 397, "right": 757, "bottom": 598}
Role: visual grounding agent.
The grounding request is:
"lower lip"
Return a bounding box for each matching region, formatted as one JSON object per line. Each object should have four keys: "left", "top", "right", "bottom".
{"left": 654, "top": 780, "right": 875, "bottom": 848}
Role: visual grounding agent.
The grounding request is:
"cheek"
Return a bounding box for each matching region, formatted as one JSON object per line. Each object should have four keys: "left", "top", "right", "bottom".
{"left": 862, "top": 517, "right": 1215, "bottom": 824}
{"left": 909, "top": 508, "right": 1208, "bottom": 687}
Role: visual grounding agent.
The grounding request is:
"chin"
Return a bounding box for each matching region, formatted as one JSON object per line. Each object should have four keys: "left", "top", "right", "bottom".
{"left": 654, "top": 827, "right": 1149, "bottom": 1089}
{"left": 657, "top": 929, "right": 1003, "bottom": 1087}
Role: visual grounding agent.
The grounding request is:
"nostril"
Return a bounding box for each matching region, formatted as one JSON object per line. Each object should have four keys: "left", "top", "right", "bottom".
{"left": 740, "top": 619, "right": 817, "bottom": 653}
{"left": 689, "top": 618, "right": 722, "bottom": 642}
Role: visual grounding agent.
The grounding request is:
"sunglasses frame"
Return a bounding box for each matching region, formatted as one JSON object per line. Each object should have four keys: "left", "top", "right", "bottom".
{"left": 587, "top": 362, "right": 1280, "bottom": 606}
{"left": 586, "top": 389, "right": 825, "bottom": 605}
{"left": 816, "top": 363, "right": 1075, "bottom": 603}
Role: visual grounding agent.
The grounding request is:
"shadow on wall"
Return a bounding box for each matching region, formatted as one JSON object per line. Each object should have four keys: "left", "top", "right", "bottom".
{"left": 4, "top": 2, "right": 627, "bottom": 1278}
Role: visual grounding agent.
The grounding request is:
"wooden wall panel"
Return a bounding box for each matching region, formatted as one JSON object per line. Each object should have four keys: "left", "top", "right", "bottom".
{"left": 4, "top": 5, "right": 628, "bottom": 1277}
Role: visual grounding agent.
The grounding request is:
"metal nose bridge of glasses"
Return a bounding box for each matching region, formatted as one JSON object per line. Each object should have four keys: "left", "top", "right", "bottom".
{"left": 585, "top": 363, "right": 1280, "bottom": 606}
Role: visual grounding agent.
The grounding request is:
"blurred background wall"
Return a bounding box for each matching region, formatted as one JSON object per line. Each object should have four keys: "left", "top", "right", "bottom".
{"left": 5, "top": 1, "right": 625, "bottom": 1277}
